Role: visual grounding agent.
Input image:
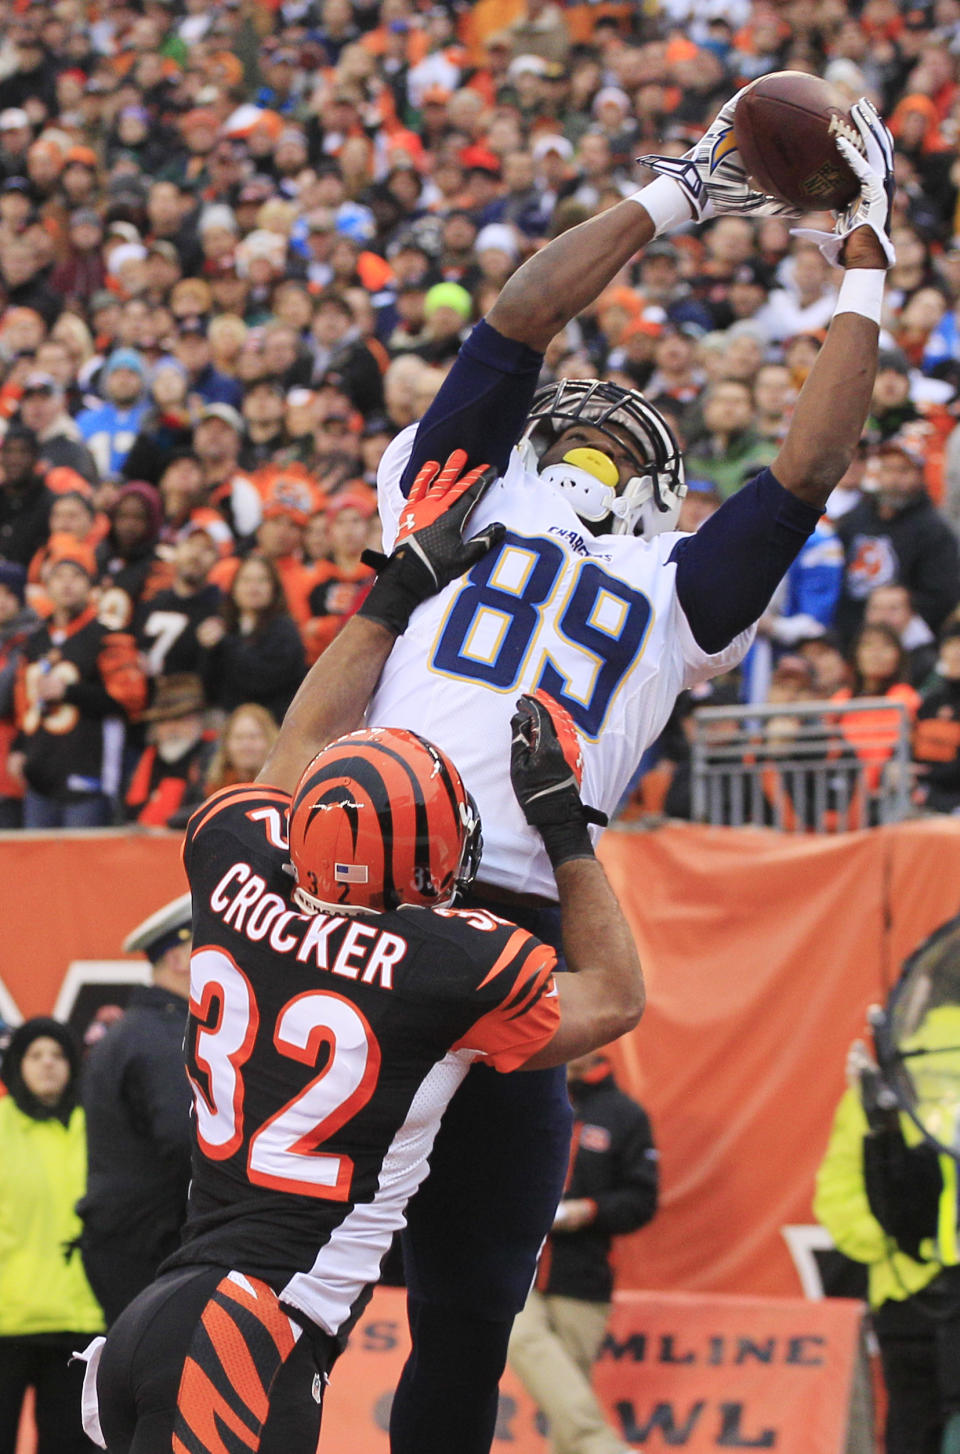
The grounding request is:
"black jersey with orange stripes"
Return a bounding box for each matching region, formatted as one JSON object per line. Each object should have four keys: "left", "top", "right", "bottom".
{"left": 169, "top": 783, "right": 559, "bottom": 1342}
{"left": 14, "top": 605, "right": 146, "bottom": 799}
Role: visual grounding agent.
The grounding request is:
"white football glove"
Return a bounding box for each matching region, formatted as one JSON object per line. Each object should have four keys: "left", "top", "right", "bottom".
{"left": 791, "top": 97, "right": 896, "bottom": 266}
{"left": 638, "top": 94, "right": 800, "bottom": 226}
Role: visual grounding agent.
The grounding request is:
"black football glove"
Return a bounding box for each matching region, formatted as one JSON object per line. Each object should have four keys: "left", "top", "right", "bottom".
{"left": 510, "top": 690, "right": 607, "bottom": 870}
{"left": 862, "top": 1122, "right": 942, "bottom": 1261}
{"left": 358, "top": 451, "right": 504, "bottom": 637}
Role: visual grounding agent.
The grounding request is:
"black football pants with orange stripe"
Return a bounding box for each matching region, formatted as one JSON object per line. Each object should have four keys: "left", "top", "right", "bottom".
{"left": 391, "top": 895, "right": 573, "bottom": 1454}
{"left": 96, "top": 1266, "right": 333, "bottom": 1454}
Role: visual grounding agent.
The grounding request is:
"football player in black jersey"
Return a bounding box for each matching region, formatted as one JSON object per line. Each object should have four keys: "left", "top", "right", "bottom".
{"left": 82, "top": 452, "right": 644, "bottom": 1454}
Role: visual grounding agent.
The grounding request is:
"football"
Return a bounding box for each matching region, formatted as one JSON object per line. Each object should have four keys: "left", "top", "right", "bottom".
{"left": 733, "top": 71, "right": 863, "bottom": 212}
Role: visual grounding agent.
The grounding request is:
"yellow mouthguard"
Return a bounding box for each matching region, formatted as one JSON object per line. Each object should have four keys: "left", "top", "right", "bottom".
{"left": 561, "top": 447, "right": 619, "bottom": 487}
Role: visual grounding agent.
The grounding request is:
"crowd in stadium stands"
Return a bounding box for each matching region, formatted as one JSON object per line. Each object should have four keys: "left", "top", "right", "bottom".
{"left": 2, "top": 0, "right": 960, "bottom": 829}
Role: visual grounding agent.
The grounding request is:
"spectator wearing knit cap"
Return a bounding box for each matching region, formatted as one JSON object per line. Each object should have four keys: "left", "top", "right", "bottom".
{"left": 0, "top": 108, "right": 32, "bottom": 183}
{"left": 95, "top": 481, "right": 165, "bottom": 627}
{"left": 76, "top": 350, "right": 149, "bottom": 482}
{"left": 120, "top": 358, "right": 194, "bottom": 488}
{"left": 414, "top": 282, "right": 473, "bottom": 364}
{"left": 0, "top": 1015, "right": 104, "bottom": 1453}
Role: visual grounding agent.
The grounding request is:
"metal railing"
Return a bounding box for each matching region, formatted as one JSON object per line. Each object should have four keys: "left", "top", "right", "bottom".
{"left": 689, "top": 697, "right": 913, "bottom": 832}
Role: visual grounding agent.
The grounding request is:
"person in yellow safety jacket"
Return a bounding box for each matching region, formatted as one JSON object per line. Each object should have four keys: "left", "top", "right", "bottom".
{"left": 815, "top": 1013, "right": 960, "bottom": 1454}
{"left": 0, "top": 1017, "right": 105, "bottom": 1454}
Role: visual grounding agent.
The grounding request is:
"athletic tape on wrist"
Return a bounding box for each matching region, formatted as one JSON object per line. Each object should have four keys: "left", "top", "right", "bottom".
{"left": 629, "top": 176, "right": 695, "bottom": 237}
{"left": 834, "top": 269, "right": 885, "bottom": 324}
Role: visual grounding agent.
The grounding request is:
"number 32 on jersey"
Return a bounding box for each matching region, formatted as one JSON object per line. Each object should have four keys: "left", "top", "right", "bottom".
{"left": 189, "top": 947, "right": 380, "bottom": 1201}
{"left": 430, "top": 531, "right": 652, "bottom": 739}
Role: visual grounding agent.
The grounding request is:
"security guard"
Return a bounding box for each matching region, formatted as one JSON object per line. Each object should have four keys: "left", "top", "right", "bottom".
{"left": 815, "top": 1026, "right": 960, "bottom": 1454}
{"left": 76, "top": 894, "right": 193, "bottom": 1325}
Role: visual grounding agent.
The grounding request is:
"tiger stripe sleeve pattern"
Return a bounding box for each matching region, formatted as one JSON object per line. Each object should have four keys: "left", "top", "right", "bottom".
{"left": 451, "top": 939, "right": 560, "bottom": 1072}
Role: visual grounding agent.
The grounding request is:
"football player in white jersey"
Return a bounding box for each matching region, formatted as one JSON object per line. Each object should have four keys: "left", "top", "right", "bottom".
{"left": 366, "top": 98, "right": 898, "bottom": 1454}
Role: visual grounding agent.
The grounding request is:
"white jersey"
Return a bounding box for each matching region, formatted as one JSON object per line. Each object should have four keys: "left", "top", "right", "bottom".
{"left": 368, "top": 426, "right": 755, "bottom": 899}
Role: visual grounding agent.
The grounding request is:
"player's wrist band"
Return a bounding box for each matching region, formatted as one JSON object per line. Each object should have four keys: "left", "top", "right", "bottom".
{"left": 629, "top": 176, "right": 695, "bottom": 237}
{"left": 539, "top": 818, "right": 597, "bottom": 870}
{"left": 356, "top": 551, "right": 432, "bottom": 637}
{"left": 834, "top": 268, "right": 885, "bottom": 325}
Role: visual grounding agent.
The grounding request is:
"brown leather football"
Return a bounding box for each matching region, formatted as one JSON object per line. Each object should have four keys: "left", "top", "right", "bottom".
{"left": 733, "top": 71, "right": 862, "bottom": 211}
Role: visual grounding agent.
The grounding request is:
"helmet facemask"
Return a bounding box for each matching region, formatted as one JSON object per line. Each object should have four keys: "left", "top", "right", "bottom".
{"left": 519, "top": 379, "right": 686, "bottom": 538}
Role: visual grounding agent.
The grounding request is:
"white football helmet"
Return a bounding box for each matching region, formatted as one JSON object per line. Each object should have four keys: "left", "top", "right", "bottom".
{"left": 518, "top": 379, "right": 686, "bottom": 537}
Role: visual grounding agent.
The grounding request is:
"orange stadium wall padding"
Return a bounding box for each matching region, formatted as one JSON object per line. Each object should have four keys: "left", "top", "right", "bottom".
{"left": 322, "top": 1284, "right": 863, "bottom": 1454}
{"left": 3, "top": 820, "right": 960, "bottom": 1304}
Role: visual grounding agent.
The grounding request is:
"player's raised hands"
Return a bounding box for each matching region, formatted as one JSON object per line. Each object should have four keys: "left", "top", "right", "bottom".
{"left": 358, "top": 449, "right": 504, "bottom": 636}
{"left": 791, "top": 98, "right": 896, "bottom": 267}
{"left": 637, "top": 95, "right": 799, "bottom": 227}
{"left": 510, "top": 690, "right": 607, "bottom": 870}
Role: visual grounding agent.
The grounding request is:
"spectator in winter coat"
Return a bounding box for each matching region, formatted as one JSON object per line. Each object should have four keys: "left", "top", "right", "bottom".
{"left": 18, "top": 373, "right": 100, "bottom": 485}
{"left": 508, "top": 1050, "right": 658, "bottom": 1454}
{"left": 199, "top": 554, "right": 306, "bottom": 722}
{"left": 11, "top": 538, "right": 147, "bottom": 828}
{"left": 76, "top": 350, "right": 149, "bottom": 483}
{"left": 0, "top": 424, "right": 54, "bottom": 567}
{"left": 913, "top": 623, "right": 960, "bottom": 814}
{"left": 835, "top": 434, "right": 960, "bottom": 646}
{"left": 0, "top": 561, "right": 37, "bottom": 828}
{"left": 95, "top": 482, "right": 165, "bottom": 631}
{"left": 0, "top": 1017, "right": 104, "bottom": 1454}
{"left": 77, "top": 897, "right": 194, "bottom": 1325}
{"left": 124, "top": 674, "right": 214, "bottom": 828}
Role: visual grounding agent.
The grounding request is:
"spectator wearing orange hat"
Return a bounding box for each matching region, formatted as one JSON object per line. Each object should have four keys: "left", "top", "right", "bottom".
{"left": 298, "top": 488, "right": 377, "bottom": 664}
{"left": 26, "top": 490, "right": 100, "bottom": 604}
{"left": 210, "top": 465, "right": 320, "bottom": 620}
{"left": 11, "top": 535, "right": 146, "bottom": 828}
{"left": 175, "top": 110, "right": 220, "bottom": 188}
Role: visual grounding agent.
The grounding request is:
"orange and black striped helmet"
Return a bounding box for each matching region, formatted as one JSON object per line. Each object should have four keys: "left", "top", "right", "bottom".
{"left": 288, "top": 727, "right": 482, "bottom": 915}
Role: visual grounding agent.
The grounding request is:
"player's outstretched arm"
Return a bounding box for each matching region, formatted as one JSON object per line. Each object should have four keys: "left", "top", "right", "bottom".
{"left": 508, "top": 693, "right": 644, "bottom": 1070}
{"left": 487, "top": 201, "right": 656, "bottom": 354}
{"left": 257, "top": 453, "right": 502, "bottom": 793}
{"left": 487, "top": 90, "right": 793, "bottom": 356}
{"left": 773, "top": 100, "right": 895, "bottom": 510}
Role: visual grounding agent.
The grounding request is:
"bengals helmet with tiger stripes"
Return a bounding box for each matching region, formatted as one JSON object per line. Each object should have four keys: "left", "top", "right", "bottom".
{"left": 288, "top": 727, "right": 482, "bottom": 915}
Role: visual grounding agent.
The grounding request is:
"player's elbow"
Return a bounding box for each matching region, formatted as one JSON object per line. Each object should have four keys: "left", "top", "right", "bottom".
{"left": 609, "top": 967, "right": 646, "bottom": 1036}
{"left": 487, "top": 291, "right": 563, "bottom": 352}
{"left": 775, "top": 443, "right": 851, "bottom": 503}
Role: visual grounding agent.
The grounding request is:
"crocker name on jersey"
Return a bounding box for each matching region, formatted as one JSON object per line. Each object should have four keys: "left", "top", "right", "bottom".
{"left": 367, "top": 424, "right": 753, "bottom": 899}
{"left": 170, "top": 784, "right": 560, "bottom": 1343}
